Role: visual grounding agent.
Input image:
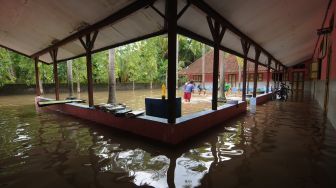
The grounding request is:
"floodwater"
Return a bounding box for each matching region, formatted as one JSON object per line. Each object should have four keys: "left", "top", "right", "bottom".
{"left": 0, "top": 92, "right": 336, "bottom": 188}
{"left": 41, "top": 89, "right": 213, "bottom": 115}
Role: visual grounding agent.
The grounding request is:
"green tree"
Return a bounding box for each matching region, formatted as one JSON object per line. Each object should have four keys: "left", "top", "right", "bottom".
{"left": 0, "top": 35, "right": 214, "bottom": 88}
{"left": 92, "top": 51, "right": 108, "bottom": 84}
{"left": 107, "top": 49, "right": 117, "bottom": 104}
{"left": 236, "top": 56, "right": 244, "bottom": 90}
{"left": 8, "top": 50, "right": 35, "bottom": 85}
{"left": 0, "top": 48, "right": 16, "bottom": 86}
{"left": 72, "top": 57, "right": 87, "bottom": 93}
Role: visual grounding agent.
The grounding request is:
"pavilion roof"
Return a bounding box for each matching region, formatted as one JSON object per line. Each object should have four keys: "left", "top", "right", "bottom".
{"left": 0, "top": 0, "right": 328, "bottom": 66}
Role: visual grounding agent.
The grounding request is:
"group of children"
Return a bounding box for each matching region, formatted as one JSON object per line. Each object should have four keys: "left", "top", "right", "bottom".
{"left": 183, "top": 80, "right": 207, "bottom": 102}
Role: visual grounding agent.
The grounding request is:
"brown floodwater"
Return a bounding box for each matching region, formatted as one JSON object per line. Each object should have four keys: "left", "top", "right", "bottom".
{"left": 41, "top": 89, "right": 213, "bottom": 115}
{"left": 0, "top": 92, "right": 335, "bottom": 188}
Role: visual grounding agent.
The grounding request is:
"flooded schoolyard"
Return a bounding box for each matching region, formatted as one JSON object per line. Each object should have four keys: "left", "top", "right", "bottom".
{"left": 0, "top": 92, "right": 335, "bottom": 188}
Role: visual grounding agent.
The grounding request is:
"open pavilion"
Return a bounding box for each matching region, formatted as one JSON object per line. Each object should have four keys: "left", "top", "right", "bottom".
{"left": 0, "top": 0, "right": 334, "bottom": 144}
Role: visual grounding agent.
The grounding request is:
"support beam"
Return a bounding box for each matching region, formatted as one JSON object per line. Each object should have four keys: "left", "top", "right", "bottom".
{"left": 166, "top": 0, "right": 177, "bottom": 123}
{"left": 284, "top": 67, "right": 287, "bottom": 85}
{"left": 177, "top": 1, "right": 191, "bottom": 20}
{"left": 212, "top": 44, "right": 220, "bottom": 110}
{"left": 266, "top": 57, "right": 271, "bottom": 93}
{"left": 274, "top": 62, "right": 278, "bottom": 89}
{"left": 79, "top": 31, "right": 98, "bottom": 107}
{"left": 67, "top": 60, "right": 74, "bottom": 98}
{"left": 207, "top": 16, "right": 226, "bottom": 110}
{"left": 279, "top": 65, "right": 282, "bottom": 84}
{"left": 253, "top": 48, "right": 261, "bottom": 97}
{"left": 31, "top": 0, "right": 155, "bottom": 58}
{"left": 280, "top": 65, "right": 283, "bottom": 83}
{"left": 58, "top": 30, "right": 166, "bottom": 63}
{"left": 176, "top": 35, "right": 179, "bottom": 89}
{"left": 86, "top": 52, "right": 94, "bottom": 107}
{"left": 277, "top": 63, "right": 281, "bottom": 88}
{"left": 176, "top": 26, "right": 263, "bottom": 66}
{"left": 189, "top": 0, "right": 286, "bottom": 68}
{"left": 34, "top": 57, "right": 41, "bottom": 96}
{"left": 0, "top": 44, "right": 45, "bottom": 64}
{"left": 150, "top": 4, "right": 166, "bottom": 20}
{"left": 241, "top": 39, "right": 250, "bottom": 101}
{"left": 50, "top": 49, "right": 59, "bottom": 100}
{"left": 282, "top": 67, "right": 285, "bottom": 84}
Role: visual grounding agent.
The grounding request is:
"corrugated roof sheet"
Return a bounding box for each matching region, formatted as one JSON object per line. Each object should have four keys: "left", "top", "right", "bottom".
{"left": 179, "top": 50, "right": 268, "bottom": 75}
{"left": 0, "top": 0, "right": 328, "bottom": 66}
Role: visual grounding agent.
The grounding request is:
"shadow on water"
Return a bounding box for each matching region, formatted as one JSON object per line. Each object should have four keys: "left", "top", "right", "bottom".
{"left": 0, "top": 92, "right": 336, "bottom": 188}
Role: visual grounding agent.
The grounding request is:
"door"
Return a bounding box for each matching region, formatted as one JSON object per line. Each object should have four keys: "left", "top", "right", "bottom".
{"left": 292, "top": 71, "right": 304, "bottom": 91}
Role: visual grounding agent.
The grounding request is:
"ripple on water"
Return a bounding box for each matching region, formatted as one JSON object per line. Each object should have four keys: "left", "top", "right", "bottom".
{"left": 0, "top": 95, "right": 336, "bottom": 188}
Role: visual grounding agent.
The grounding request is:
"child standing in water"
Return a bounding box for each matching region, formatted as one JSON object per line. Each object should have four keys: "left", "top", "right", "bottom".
{"left": 184, "top": 80, "right": 195, "bottom": 102}
{"left": 183, "top": 81, "right": 189, "bottom": 102}
{"left": 197, "top": 83, "right": 206, "bottom": 95}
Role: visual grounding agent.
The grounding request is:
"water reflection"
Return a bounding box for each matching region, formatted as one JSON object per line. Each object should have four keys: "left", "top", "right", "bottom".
{"left": 0, "top": 94, "right": 336, "bottom": 187}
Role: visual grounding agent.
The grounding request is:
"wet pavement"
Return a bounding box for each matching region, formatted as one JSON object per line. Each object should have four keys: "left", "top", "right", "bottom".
{"left": 0, "top": 92, "right": 335, "bottom": 188}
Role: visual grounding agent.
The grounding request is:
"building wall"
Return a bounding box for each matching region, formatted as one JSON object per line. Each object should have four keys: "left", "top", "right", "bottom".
{"left": 311, "top": 80, "right": 336, "bottom": 128}
{"left": 183, "top": 72, "right": 272, "bottom": 92}
{"left": 328, "top": 80, "right": 336, "bottom": 127}
{"left": 286, "top": 58, "right": 312, "bottom": 92}
{"left": 311, "top": 0, "right": 336, "bottom": 129}
{"left": 304, "top": 81, "right": 311, "bottom": 93}
{"left": 320, "top": 2, "right": 336, "bottom": 80}
{"left": 311, "top": 80, "right": 326, "bottom": 108}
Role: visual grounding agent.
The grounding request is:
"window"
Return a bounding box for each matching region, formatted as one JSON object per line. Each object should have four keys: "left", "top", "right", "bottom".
{"left": 310, "top": 59, "right": 321, "bottom": 80}
{"left": 192, "top": 75, "right": 202, "bottom": 82}
{"left": 258, "top": 73, "right": 263, "bottom": 81}
{"left": 248, "top": 73, "right": 254, "bottom": 81}
{"left": 248, "top": 73, "right": 263, "bottom": 81}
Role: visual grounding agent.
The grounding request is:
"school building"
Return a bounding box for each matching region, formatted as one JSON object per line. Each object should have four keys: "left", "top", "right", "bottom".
{"left": 179, "top": 50, "right": 272, "bottom": 92}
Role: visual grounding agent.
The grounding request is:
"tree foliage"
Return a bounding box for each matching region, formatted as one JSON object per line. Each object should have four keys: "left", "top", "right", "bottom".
{"left": 0, "top": 48, "right": 35, "bottom": 86}
{"left": 0, "top": 35, "right": 211, "bottom": 87}
{"left": 0, "top": 48, "right": 16, "bottom": 86}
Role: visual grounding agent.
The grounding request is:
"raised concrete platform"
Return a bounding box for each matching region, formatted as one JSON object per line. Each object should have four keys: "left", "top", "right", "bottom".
{"left": 256, "top": 92, "right": 273, "bottom": 105}
{"left": 35, "top": 96, "right": 247, "bottom": 145}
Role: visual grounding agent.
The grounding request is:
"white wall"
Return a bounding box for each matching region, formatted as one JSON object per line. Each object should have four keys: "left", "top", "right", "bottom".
{"left": 327, "top": 80, "right": 336, "bottom": 128}
{"left": 311, "top": 80, "right": 336, "bottom": 129}
{"left": 201, "top": 81, "right": 272, "bottom": 92}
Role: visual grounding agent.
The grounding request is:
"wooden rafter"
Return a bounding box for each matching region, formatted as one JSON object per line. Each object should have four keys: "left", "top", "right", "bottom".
{"left": 253, "top": 48, "right": 261, "bottom": 97}
{"left": 240, "top": 39, "right": 250, "bottom": 101}
{"left": 177, "top": 1, "right": 191, "bottom": 20}
{"left": 31, "top": 0, "right": 156, "bottom": 58}
{"left": 49, "top": 48, "right": 59, "bottom": 100}
{"left": 207, "top": 16, "right": 226, "bottom": 110}
{"left": 190, "top": 0, "right": 286, "bottom": 68}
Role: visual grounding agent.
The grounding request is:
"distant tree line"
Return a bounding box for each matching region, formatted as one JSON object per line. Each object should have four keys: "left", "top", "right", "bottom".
{"left": 0, "top": 35, "right": 211, "bottom": 87}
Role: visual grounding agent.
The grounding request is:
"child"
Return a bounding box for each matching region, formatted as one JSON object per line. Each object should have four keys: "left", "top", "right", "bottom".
{"left": 184, "top": 81, "right": 195, "bottom": 102}
{"left": 197, "top": 84, "right": 202, "bottom": 95}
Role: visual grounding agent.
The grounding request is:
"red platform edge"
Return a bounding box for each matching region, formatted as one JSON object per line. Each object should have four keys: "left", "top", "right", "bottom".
{"left": 35, "top": 97, "right": 254, "bottom": 145}
{"left": 256, "top": 93, "right": 273, "bottom": 105}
